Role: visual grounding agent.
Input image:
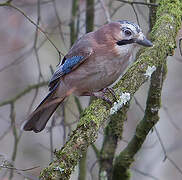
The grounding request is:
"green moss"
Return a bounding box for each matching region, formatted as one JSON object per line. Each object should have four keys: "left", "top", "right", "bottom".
{"left": 40, "top": 0, "right": 182, "bottom": 179}
{"left": 40, "top": 100, "right": 108, "bottom": 180}
{"left": 151, "top": 0, "right": 182, "bottom": 39}
{"left": 107, "top": 108, "right": 127, "bottom": 139}
{"left": 112, "top": 1, "right": 181, "bottom": 179}
{"left": 40, "top": 160, "right": 72, "bottom": 180}
{"left": 156, "top": 0, "right": 182, "bottom": 23}
{"left": 113, "top": 153, "right": 132, "bottom": 180}
{"left": 78, "top": 99, "right": 109, "bottom": 127}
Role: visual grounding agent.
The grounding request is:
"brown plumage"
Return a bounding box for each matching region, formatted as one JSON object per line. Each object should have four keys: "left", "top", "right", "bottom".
{"left": 22, "top": 21, "right": 152, "bottom": 133}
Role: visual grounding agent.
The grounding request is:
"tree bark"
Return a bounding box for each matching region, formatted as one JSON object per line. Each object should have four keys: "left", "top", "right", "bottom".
{"left": 40, "top": 0, "right": 182, "bottom": 179}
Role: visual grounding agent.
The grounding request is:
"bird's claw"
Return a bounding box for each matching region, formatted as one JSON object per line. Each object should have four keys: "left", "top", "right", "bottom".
{"left": 84, "top": 89, "right": 117, "bottom": 105}
{"left": 97, "top": 96, "right": 113, "bottom": 105}
{"left": 102, "top": 88, "right": 117, "bottom": 101}
{"left": 86, "top": 92, "right": 113, "bottom": 105}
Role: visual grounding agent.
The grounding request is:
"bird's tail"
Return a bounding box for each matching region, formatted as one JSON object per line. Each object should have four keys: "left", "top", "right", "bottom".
{"left": 22, "top": 90, "right": 65, "bottom": 133}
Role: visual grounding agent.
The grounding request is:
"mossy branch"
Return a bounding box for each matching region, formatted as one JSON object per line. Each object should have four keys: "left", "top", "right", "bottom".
{"left": 40, "top": 100, "right": 109, "bottom": 180}
{"left": 99, "top": 0, "right": 154, "bottom": 175}
{"left": 40, "top": 0, "right": 182, "bottom": 179}
{"left": 99, "top": 108, "right": 127, "bottom": 180}
{"left": 0, "top": 0, "right": 11, "bottom": 6}
{"left": 78, "top": 1, "right": 95, "bottom": 180}
{"left": 113, "top": 63, "right": 167, "bottom": 180}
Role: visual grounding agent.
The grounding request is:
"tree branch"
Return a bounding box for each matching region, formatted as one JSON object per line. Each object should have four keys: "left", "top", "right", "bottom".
{"left": 112, "top": 63, "right": 167, "bottom": 179}
{"left": 0, "top": 1, "right": 63, "bottom": 56}
{"left": 116, "top": 0, "right": 158, "bottom": 7}
{"left": 99, "top": 110, "right": 127, "bottom": 180}
{"left": 40, "top": 0, "right": 182, "bottom": 179}
{"left": 0, "top": 81, "right": 48, "bottom": 107}
{"left": 86, "top": 0, "right": 95, "bottom": 33}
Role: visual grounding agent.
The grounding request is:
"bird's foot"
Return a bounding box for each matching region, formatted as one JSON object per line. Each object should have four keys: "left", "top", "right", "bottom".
{"left": 85, "top": 92, "right": 113, "bottom": 105}
{"left": 102, "top": 88, "right": 117, "bottom": 101}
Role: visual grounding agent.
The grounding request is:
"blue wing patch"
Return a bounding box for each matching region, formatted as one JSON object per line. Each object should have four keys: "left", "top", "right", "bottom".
{"left": 62, "top": 56, "right": 84, "bottom": 74}
{"left": 49, "top": 55, "right": 84, "bottom": 86}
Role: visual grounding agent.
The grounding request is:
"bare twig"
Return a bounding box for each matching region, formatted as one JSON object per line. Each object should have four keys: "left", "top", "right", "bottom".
{"left": 52, "top": 0, "right": 67, "bottom": 51}
{"left": 49, "top": 116, "right": 55, "bottom": 161}
{"left": 154, "top": 127, "right": 182, "bottom": 175}
{"left": 60, "top": 105, "right": 67, "bottom": 144}
{"left": 0, "top": 81, "right": 48, "bottom": 107}
{"left": 9, "top": 103, "right": 19, "bottom": 179}
{"left": 132, "top": 167, "right": 159, "bottom": 180}
{"left": 179, "top": 38, "right": 182, "bottom": 56}
{"left": 113, "top": 63, "right": 166, "bottom": 179}
{"left": 163, "top": 105, "right": 181, "bottom": 131}
{"left": 0, "top": 1, "right": 64, "bottom": 56}
{"left": 0, "top": 22, "right": 63, "bottom": 74}
{"left": 116, "top": 0, "right": 158, "bottom": 7}
{"left": 0, "top": 126, "right": 11, "bottom": 141}
{"left": 134, "top": 94, "right": 182, "bottom": 176}
{"left": 28, "top": 0, "right": 43, "bottom": 114}
{"left": 0, "top": 47, "right": 33, "bottom": 73}
{"left": 99, "top": 0, "right": 111, "bottom": 23}
{"left": 0, "top": 165, "right": 40, "bottom": 172}
{"left": 110, "top": 4, "right": 125, "bottom": 18}
{"left": 131, "top": 4, "right": 140, "bottom": 26}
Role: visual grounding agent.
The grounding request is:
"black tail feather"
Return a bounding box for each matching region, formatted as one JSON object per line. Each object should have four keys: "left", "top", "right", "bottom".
{"left": 22, "top": 102, "right": 60, "bottom": 133}
{"left": 22, "top": 87, "right": 64, "bottom": 133}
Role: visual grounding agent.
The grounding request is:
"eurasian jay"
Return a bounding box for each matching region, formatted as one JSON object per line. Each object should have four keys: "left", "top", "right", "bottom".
{"left": 22, "top": 20, "right": 152, "bottom": 133}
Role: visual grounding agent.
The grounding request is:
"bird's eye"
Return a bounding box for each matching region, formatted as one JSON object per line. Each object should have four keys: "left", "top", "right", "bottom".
{"left": 124, "top": 29, "right": 132, "bottom": 36}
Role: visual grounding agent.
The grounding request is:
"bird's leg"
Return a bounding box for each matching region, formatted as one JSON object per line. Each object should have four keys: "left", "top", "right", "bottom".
{"left": 102, "top": 88, "right": 117, "bottom": 101}
{"left": 83, "top": 92, "right": 113, "bottom": 105}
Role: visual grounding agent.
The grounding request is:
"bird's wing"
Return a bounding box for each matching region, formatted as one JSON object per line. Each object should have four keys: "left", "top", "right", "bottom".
{"left": 48, "top": 47, "right": 93, "bottom": 91}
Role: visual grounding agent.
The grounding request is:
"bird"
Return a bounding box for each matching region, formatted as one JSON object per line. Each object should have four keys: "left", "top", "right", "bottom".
{"left": 22, "top": 20, "right": 153, "bottom": 133}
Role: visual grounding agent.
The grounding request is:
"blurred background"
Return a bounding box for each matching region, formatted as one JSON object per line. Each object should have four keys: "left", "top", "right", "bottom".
{"left": 0, "top": 0, "right": 182, "bottom": 179}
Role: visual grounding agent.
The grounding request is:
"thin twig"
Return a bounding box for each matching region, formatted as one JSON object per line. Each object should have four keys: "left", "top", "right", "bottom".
{"left": 0, "top": 23, "right": 62, "bottom": 74}
{"left": 9, "top": 103, "right": 19, "bottom": 180}
{"left": 0, "top": 81, "right": 48, "bottom": 107}
{"left": 0, "top": 165, "right": 40, "bottom": 172}
{"left": 154, "top": 127, "right": 182, "bottom": 175}
{"left": 131, "top": 4, "right": 140, "bottom": 26}
{"left": 116, "top": 0, "right": 158, "bottom": 7}
{"left": 99, "top": 0, "right": 111, "bottom": 23}
{"left": 52, "top": 0, "right": 67, "bottom": 51}
{"left": 0, "top": 47, "right": 33, "bottom": 73}
{"left": 49, "top": 116, "right": 55, "bottom": 161}
{"left": 0, "top": 2, "right": 64, "bottom": 56}
{"left": 0, "top": 126, "right": 11, "bottom": 141}
{"left": 134, "top": 97, "right": 182, "bottom": 176}
{"left": 28, "top": 0, "right": 43, "bottom": 114}
{"left": 179, "top": 38, "right": 182, "bottom": 56}
{"left": 110, "top": 4, "right": 125, "bottom": 17}
{"left": 163, "top": 105, "right": 181, "bottom": 131}
{"left": 34, "top": 0, "right": 43, "bottom": 80}
{"left": 132, "top": 167, "right": 159, "bottom": 180}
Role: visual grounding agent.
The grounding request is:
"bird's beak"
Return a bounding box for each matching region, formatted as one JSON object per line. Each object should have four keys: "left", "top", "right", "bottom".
{"left": 135, "top": 33, "right": 153, "bottom": 47}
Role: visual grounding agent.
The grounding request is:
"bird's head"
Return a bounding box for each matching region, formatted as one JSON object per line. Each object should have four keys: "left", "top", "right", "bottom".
{"left": 115, "top": 20, "right": 153, "bottom": 47}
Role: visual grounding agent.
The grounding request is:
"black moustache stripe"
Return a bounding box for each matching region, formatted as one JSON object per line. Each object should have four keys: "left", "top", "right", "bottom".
{"left": 116, "top": 39, "right": 134, "bottom": 46}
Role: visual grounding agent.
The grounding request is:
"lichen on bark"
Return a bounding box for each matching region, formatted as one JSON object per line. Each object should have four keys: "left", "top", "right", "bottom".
{"left": 40, "top": 0, "right": 182, "bottom": 179}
